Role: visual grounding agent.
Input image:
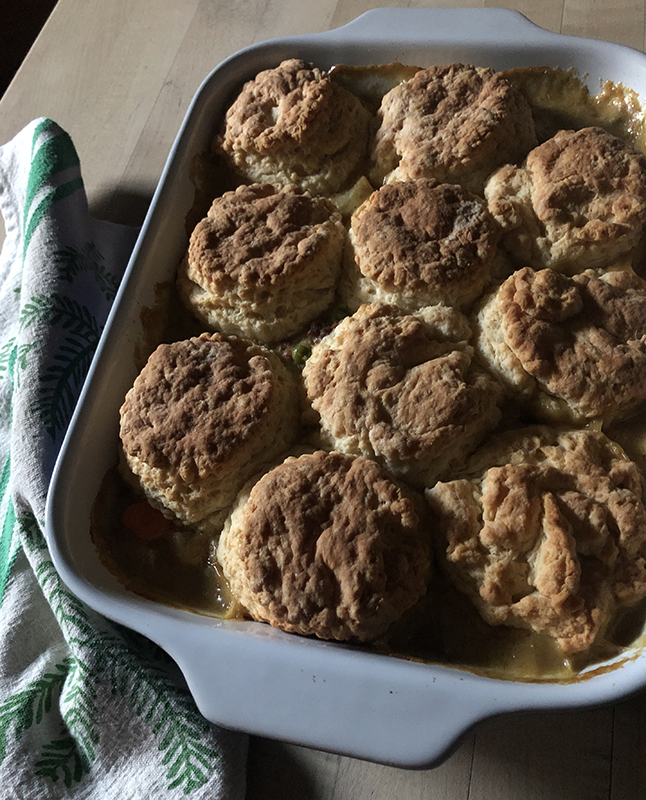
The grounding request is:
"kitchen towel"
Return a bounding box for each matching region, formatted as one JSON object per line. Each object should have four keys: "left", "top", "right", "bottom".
{"left": 0, "top": 118, "right": 247, "bottom": 799}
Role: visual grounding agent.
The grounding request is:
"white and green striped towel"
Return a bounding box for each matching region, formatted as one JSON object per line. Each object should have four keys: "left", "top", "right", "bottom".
{"left": 0, "top": 119, "right": 247, "bottom": 799}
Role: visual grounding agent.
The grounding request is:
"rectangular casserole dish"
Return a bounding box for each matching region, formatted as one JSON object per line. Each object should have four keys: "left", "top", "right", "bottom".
{"left": 46, "top": 7, "right": 646, "bottom": 768}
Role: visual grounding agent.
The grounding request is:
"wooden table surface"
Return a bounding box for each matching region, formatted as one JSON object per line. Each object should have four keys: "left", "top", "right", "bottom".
{"left": 4, "top": 1, "right": 646, "bottom": 798}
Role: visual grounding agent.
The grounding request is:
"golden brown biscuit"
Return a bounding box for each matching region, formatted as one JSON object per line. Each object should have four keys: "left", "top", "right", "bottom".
{"left": 474, "top": 266, "right": 646, "bottom": 424}
{"left": 485, "top": 127, "right": 646, "bottom": 273}
{"left": 369, "top": 63, "right": 537, "bottom": 194}
{"left": 216, "top": 59, "right": 371, "bottom": 196}
{"left": 426, "top": 426, "right": 646, "bottom": 654}
{"left": 217, "top": 450, "right": 431, "bottom": 641}
{"left": 341, "top": 179, "right": 501, "bottom": 313}
{"left": 178, "top": 184, "right": 346, "bottom": 344}
{"left": 303, "top": 304, "right": 502, "bottom": 488}
{"left": 119, "top": 333, "right": 301, "bottom": 536}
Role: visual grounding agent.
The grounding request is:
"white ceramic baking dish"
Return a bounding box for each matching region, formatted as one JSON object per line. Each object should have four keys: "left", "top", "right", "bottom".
{"left": 45, "top": 7, "right": 646, "bottom": 767}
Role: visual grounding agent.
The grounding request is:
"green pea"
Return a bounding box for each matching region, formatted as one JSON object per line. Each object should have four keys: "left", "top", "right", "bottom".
{"left": 292, "top": 343, "right": 312, "bottom": 368}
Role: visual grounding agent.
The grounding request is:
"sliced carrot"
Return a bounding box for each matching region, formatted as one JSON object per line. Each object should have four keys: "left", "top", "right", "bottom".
{"left": 123, "top": 501, "right": 172, "bottom": 542}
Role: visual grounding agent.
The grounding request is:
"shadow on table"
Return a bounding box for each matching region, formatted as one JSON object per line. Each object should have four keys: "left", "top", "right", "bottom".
{"left": 244, "top": 732, "right": 477, "bottom": 800}
{"left": 246, "top": 737, "right": 323, "bottom": 799}
{"left": 90, "top": 185, "right": 153, "bottom": 228}
{"left": 467, "top": 693, "right": 646, "bottom": 800}
{"left": 242, "top": 692, "right": 646, "bottom": 800}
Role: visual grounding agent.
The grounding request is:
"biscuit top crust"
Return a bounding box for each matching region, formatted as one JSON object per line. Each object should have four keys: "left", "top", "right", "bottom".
{"left": 526, "top": 127, "right": 646, "bottom": 241}
{"left": 497, "top": 267, "right": 646, "bottom": 420}
{"left": 304, "top": 304, "right": 497, "bottom": 466}
{"left": 187, "top": 183, "right": 343, "bottom": 293}
{"left": 350, "top": 179, "right": 500, "bottom": 296}
{"left": 120, "top": 333, "right": 274, "bottom": 484}
{"left": 217, "top": 58, "right": 368, "bottom": 161}
{"left": 485, "top": 127, "right": 646, "bottom": 271}
{"left": 370, "top": 63, "right": 537, "bottom": 189}
{"left": 427, "top": 427, "right": 646, "bottom": 652}
{"left": 222, "top": 450, "right": 430, "bottom": 641}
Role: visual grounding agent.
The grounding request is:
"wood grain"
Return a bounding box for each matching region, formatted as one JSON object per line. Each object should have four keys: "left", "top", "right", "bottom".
{"left": 3, "top": 2, "right": 646, "bottom": 799}
{"left": 562, "top": 0, "right": 646, "bottom": 49}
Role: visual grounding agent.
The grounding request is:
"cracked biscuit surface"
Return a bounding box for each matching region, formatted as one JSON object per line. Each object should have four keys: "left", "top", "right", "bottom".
{"left": 216, "top": 58, "right": 371, "bottom": 196}
{"left": 303, "top": 304, "right": 502, "bottom": 488}
{"left": 426, "top": 427, "right": 646, "bottom": 654}
{"left": 341, "top": 179, "right": 501, "bottom": 313}
{"left": 475, "top": 266, "right": 646, "bottom": 424}
{"left": 217, "top": 450, "right": 431, "bottom": 641}
{"left": 178, "top": 183, "right": 346, "bottom": 343}
{"left": 485, "top": 127, "right": 646, "bottom": 273}
{"left": 119, "top": 332, "right": 301, "bottom": 536}
{"left": 369, "top": 63, "right": 537, "bottom": 194}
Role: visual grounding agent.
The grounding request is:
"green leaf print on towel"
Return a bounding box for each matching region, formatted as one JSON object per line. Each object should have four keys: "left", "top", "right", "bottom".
{"left": 0, "top": 661, "right": 68, "bottom": 762}
{"left": 100, "top": 629, "right": 220, "bottom": 793}
{"left": 19, "top": 293, "right": 102, "bottom": 438}
{"left": 0, "top": 657, "right": 93, "bottom": 789}
{"left": 35, "top": 727, "right": 91, "bottom": 787}
{"left": 12, "top": 514, "right": 220, "bottom": 793}
{"left": 54, "top": 242, "right": 120, "bottom": 301}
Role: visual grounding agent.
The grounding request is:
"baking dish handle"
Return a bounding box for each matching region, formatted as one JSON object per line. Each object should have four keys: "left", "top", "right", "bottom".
{"left": 331, "top": 7, "right": 556, "bottom": 46}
